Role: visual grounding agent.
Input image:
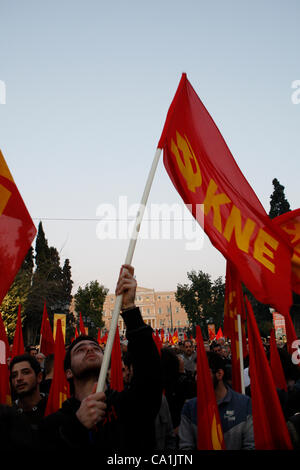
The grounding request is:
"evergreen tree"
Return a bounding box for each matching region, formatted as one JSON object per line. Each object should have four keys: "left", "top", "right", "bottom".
{"left": 74, "top": 281, "right": 108, "bottom": 337}
{"left": 269, "top": 178, "right": 291, "bottom": 219}
{"left": 24, "top": 222, "right": 73, "bottom": 345}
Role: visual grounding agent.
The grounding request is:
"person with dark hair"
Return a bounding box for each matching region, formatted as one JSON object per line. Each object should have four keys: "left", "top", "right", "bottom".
{"left": 40, "top": 265, "right": 162, "bottom": 453}
{"left": 179, "top": 340, "right": 197, "bottom": 374}
{"left": 25, "top": 346, "right": 37, "bottom": 357}
{"left": 10, "top": 353, "right": 48, "bottom": 428}
{"left": 179, "top": 352, "right": 254, "bottom": 450}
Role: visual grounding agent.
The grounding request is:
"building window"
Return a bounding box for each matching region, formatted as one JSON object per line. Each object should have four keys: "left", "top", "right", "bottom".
{"left": 176, "top": 307, "right": 179, "bottom": 313}
{"left": 158, "top": 307, "right": 162, "bottom": 314}
{"left": 146, "top": 308, "right": 150, "bottom": 314}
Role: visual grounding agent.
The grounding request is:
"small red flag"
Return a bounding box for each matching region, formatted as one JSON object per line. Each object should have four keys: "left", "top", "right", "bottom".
{"left": 152, "top": 331, "right": 162, "bottom": 355}
{"left": 110, "top": 326, "right": 124, "bottom": 392}
{"left": 196, "top": 325, "right": 226, "bottom": 450}
{"left": 158, "top": 74, "right": 293, "bottom": 323}
{"left": 0, "top": 150, "right": 36, "bottom": 305}
{"left": 79, "top": 312, "right": 86, "bottom": 335}
{"left": 0, "top": 311, "right": 11, "bottom": 405}
{"left": 40, "top": 302, "right": 55, "bottom": 357}
{"left": 11, "top": 304, "right": 25, "bottom": 359}
{"left": 97, "top": 329, "right": 101, "bottom": 345}
{"left": 245, "top": 296, "right": 293, "bottom": 449}
{"left": 215, "top": 328, "right": 224, "bottom": 341}
{"left": 74, "top": 327, "right": 79, "bottom": 339}
{"left": 269, "top": 329, "right": 287, "bottom": 392}
{"left": 208, "top": 324, "right": 216, "bottom": 341}
{"left": 45, "top": 319, "right": 69, "bottom": 416}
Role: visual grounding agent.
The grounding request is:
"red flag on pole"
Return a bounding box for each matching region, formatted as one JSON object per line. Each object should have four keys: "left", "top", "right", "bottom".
{"left": 40, "top": 302, "right": 55, "bottom": 357}
{"left": 245, "top": 296, "right": 293, "bottom": 449}
{"left": 158, "top": 73, "right": 293, "bottom": 326}
{"left": 11, "top": 304, "right": 24, "bottom": 359}
{"left": 215, "top": 328, "right": 224, "bottom": 341}
{"left": 79, "top": 312, "right": 86, "bottom": 335}
{"left": 45, "top": 319, "right": 69, "bottom": 416}
{"left": 152, "top": 331, "right": 162, "bottom": 355}
{"left": 224, "top": 261, "right": 247, "bottom": 393}
{"left": 0, "top": 311, "right": 11, "bottom": 405}
{"left": 273, "top": 208, "right": 300, "bottom": 295}
{"left": 0, "top": 150, "right": 36, "bottom": 305}
{"left": 196, "top": 325, "right": 226, "bottom": 450}
{"left": 269, "top": 328, "right": 287, "bottom": 392}
{"left": 110, "top": 325, "right": 124, "bottom": 392}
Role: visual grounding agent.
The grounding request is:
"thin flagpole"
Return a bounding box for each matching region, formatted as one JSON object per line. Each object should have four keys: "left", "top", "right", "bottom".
{"left": 96, "top": 148, "right": 162, "bottom": 392}
{"left": 237, "top": 314, "right": 245, "bottom": 394}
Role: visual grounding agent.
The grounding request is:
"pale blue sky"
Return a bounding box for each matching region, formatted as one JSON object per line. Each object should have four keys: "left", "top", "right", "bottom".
{"left": 0, "top": 0, "right": 299, "bottom": 294}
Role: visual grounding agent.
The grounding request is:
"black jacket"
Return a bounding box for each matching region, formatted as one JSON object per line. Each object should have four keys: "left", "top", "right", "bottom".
{"left": 40, "top": 307, "right": 162, "bottom": 453}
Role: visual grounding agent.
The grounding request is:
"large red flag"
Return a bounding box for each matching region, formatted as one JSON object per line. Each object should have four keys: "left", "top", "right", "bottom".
{"left": 269, "top": 328, "right": 287, "bottom": 392}
{"left": 110, "top": 326, "right": 124, "bottom": 392}
{"left": 40, "top": 302, "right": 55, "bottom": 357}
{"left": 45, "top": 319, "right": 69, "bottom": 416}
{"left": 224, "top": 261, "right": 247, "bottom": 393}
{"left": 11, "top": 304, "right": 24, "bottom": 359}
{"left": 273, "top": 208, "right": 300, "bottom": 295}
{"left": 0, "top": 150, "right": 36, "bottom": 305}
{"left": 196, "top": 325, "right": 226, "bottom": 450}
{"left": 0, "top": 311, "right": 11, "bottom": 404}
{"left": 245, "top": 296, "right": 293, "bottom": 449}
{"left": 158, "top": 74, "right": 293, "bottom": 323}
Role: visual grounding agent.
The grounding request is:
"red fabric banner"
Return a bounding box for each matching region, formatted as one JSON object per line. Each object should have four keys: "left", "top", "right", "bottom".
{"left": 158, "top": 74, "right": 293, "bottom": 322}
{"left": 196, "top": 325, "right": 226, "bottom": 450}
{"left": 224, "top": 261, "right": 247, "bottom": 393}
{"left": 40, "top": 302, "right": 55, "bottom": 357}
{"left": 245, "top": 296, "right": 293, "bottom": 449}
{"left": 273, "top": 209, "right": 300, "bottom": 295}
{"left": 45, "top": 319, "right": 69, "bottom": 416}
{"left": 0, "top": 150, "right": 36, "bottom": 305}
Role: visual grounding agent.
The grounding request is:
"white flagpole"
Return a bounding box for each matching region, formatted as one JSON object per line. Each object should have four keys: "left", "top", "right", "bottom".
{"left": 237, "top": 314, "right": 245, "bottom": 394}
{"left": 96, "top": 148, "right": 162, "bottom": 392}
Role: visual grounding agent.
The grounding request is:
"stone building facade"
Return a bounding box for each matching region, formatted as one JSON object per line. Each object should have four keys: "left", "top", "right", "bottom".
{"left": 102, "top": 286, "right": 189, "bottom": 335}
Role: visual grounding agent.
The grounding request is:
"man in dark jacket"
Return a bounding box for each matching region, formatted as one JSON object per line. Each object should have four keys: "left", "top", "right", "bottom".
{"left": 40, "top": 264, "right": 162, "bottom": 454}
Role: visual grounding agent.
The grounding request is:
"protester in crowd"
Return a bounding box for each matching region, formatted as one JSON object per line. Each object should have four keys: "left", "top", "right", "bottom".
{"left": 10, "top": 353, "right": 48, "bottom": 429}
{"left": 179, "top": 339, "right": 197, "bottom": 375}
{"left": 25, "top": 346, "right": 37, "bottom": 357}
{"left": 39, "top": 264, "right": 162, "bottom": 453}
{"left": 179, "top": 352, "right": 254, "bottom": 450}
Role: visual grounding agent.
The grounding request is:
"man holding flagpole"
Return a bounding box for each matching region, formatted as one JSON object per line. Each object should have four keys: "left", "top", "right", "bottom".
{"left": 40, "top": 264, "right": 162, "bottom": 453}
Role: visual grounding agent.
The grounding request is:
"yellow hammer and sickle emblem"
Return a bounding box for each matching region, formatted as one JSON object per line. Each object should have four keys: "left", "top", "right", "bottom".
{"left": 0, "top": 150, "right": 13, "bottom": 216}
{"left": 170, "top": 131, "right": 202, "bottom": 193}
{"left": 211, "top": 413, "right": 223, "bottom": 450}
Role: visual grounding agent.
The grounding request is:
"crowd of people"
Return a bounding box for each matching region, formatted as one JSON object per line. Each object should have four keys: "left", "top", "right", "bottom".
{"left": 1, "top": 264, "right": 300, "bottom": 455}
